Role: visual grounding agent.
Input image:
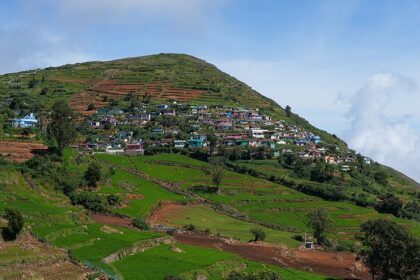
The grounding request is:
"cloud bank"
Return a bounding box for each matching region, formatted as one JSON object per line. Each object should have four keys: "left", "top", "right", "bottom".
{"left": 343, "top": 73, "right": 420, "bottom": 182}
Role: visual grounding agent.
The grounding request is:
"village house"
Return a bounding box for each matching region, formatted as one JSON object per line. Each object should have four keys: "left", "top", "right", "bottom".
{"left": 249, "top": 129, "right": 266, "bottom": 139}
{"left": 325, "top": 155, "right": 337, "bottom": 164}
{"left": 174, "top": 140, "right": 187, "bottom": 148}
{"left": 105, "top": 143, "right": 125, "bottom": 155}
{"left": 161, "top": 109, "right": 176, "bottom": 116}
{"left": 188, "top": 135, "right": 207, "bottom": 148}
{"left": 126, "top": 142, "right": 144, "bottom": 155}
{"left": 12, "top": 113, "right": 37, "bottom": 128}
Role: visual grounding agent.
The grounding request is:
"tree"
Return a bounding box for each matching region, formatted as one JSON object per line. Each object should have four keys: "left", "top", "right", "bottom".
{"left": 375, "top": 193, "right": 403, "bottom": 217}
{"left": 209, "top": 157, "right": 224, "bottom": 192}
{"left": 83, "top": 162, "right": 101, "bottom": 188}
{"left": 306, "top": 208, "right": 334, "bottom": 245}
{"left": 49, "top": 100, "right": 76, "bottom": 155}
{"left": 2, "top": 208, "right": 24, "bottom": 241}
{"left": 250, "top": 228, "right": 266, "bottom": 242}
{"left": 358, "top": 219, "right": 420, "bottom": 280}
{"left": 285, "top": 105, "right": 292, "bottom": 117}
{"left": 207, "top": 134, "right": 218, "bottom": 154}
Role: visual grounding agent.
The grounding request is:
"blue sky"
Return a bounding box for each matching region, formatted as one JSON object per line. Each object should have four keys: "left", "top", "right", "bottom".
{"left": 1, "top": 0, "right": 420, "bottom": 181}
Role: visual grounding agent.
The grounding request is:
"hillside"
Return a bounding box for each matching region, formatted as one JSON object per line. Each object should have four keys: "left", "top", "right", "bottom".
{"left": 0, "top": 53, "right": 344, "bottom": 146}
{"left": 0, "top": 53, "right": 419, "bottom": 279}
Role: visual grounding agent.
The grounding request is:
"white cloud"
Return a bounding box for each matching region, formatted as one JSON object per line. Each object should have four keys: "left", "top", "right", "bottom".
{"left": 343, "top": 73, "right": 420, "bottom": 182}
{"left": 0, "top": 27, "right": 92, "bottom": 74}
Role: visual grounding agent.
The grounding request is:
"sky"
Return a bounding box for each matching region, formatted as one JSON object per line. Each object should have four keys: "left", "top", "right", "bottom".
{"left": 1, "top": 0, "right": 420, "bottom": 181}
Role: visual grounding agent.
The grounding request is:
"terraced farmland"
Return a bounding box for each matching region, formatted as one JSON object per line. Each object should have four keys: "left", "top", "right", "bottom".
{"left": 98, "top": 153, "right": 420, "bottom": 245}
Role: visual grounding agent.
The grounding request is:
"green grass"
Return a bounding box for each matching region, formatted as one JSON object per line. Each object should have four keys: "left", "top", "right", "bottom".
{"left": 98, "top": 153, "right": 420, "bottom": 244}
{"left": 113, "top": 244, "right": 235, "bottom": 280}
{"left": 100, "top": 169, "right": 186, "bottom": 218}
{"left": 161, "top": 204, "right": 300, "bottom": 247}
{"left": 113, "top": 244, "right": 332, "bottom": 280}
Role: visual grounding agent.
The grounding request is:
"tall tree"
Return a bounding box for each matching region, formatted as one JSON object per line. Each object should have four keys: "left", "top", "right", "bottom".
{"left": 285, "top": 105, "right": 292, "bottom": 117}
{"left": 306, "top": 208, "right": 334, "bottom": 245}
{"left": 209, "top": 157, "right": 224, "bottom": 192}
{"left": 49, "top": 100, "right": 76, "bottom": 155}
{"left": 359, "top": 219, "right": 420, "bottom": 280}
{"left": 207, "top": 134, "right": 218, "bottom": 154}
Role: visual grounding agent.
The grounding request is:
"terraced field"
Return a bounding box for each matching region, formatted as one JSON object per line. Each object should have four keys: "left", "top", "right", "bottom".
{"left": 97, "top": 153, "right": 420, "bottom": 245}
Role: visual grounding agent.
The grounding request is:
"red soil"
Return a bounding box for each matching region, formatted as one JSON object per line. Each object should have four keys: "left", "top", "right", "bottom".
{"left": 149, "top": 202, "right": 185, "bottom": 225}
{"left": 69, "top": 80, "right": 207, "bottom": 115}
{"left": 90, "top": 213, "right": 132, "bottom": 227}
{"left": 175, "top": 233, "right": 369, "bottom": 280}
{"left": 150, "top": 202, "right": 369, "bottom": 279}
{"left": 0, "top": 141, "right": 48, "bottom": 162}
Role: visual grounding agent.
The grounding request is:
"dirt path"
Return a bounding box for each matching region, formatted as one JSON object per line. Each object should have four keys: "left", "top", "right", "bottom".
{"left": 174, "top": 233, "right": 369, "bottom": 280}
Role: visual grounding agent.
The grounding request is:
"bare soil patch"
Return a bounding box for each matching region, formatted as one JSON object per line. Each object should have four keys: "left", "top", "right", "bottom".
{"left": 91, "top": 212, "right": 132, "bottom": 227}
{"left": 174, "top": 232, "right": 369, "bottom": 280}
{"left": 149, "top": 202, "right": 185, "bottom": 225}
{"left": 0, "top": 141, "right": 48, "bottom": 162}
{"left": 69, "top": 80, "right": 207, "bottom": 115}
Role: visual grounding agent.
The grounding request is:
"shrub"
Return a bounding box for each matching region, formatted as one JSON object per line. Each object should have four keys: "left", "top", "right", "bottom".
{"left": 69, "top": 192, "right": 107, "bottom": 212}
{"left": 375, "top": 193, "right": 403, "bottom": 217}
{"left": 87, "top": 103, "right": 95, "bottom": 111}
{"left": 293, "top": 234, "right": 304, "bottom": 242}
{"left": 132, "top": 217, "right": 150, "bottom": 230}
{"left": 83, "top": 162, "right": 101, "bottom": 188}
{"left": 250, "top": 228, "right": 266, "bottom": 242}
{"left": 107, "top": 194, "right": 121, "bottom": 206}
{"left": 184, "top": 224, "right": 195, "bottom": 231}
{"left": 2, "top": 208, "right": 24, "bottom": 241}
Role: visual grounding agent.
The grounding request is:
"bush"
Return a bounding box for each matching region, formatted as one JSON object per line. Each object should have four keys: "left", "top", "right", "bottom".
{"left": 107, "top": 194, "right": 121, "bottom": 206}
{"left": 250, "top": 228, "right": 266, "bottom": 242}
{"left": 83, "top": 162, "right": 101, "bottom": 188}
{"left": 132, "top": 217, "right": 150, "bottom": 230}
{"left": 2, "top": 208, "right": 24, "bottom": 241}
{"left": 87, "top": 103, "right": 95, "bottom": 111}
{"left": 293, "top": 234, "right": 304, "bottom": 242}
{"left": 184, "top": 223, "right": 195, "bottom": 231}
{"left": 189, "top": 185, "right": 218, "bottom": 193}
{"left": 375, "top": 193, "right": 403, "bottom": 217}
{"left": 69, "top": 192, "right": 107, "bottom": 212}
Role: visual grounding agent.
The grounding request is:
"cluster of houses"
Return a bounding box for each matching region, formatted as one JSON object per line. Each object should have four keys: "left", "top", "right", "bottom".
{"left": 12, "top": 105, "right": 371, "bottom": 170}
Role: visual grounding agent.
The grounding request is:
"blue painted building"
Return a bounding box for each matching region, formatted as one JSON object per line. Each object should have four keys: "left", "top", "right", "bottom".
{"left": 188, "top": 135, "right": 207, "bottom": 148}
{"left": 12, "top": 113, "right": 37, "bottom": 128}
